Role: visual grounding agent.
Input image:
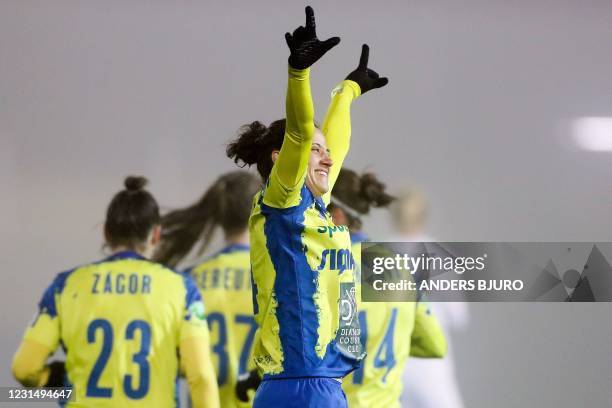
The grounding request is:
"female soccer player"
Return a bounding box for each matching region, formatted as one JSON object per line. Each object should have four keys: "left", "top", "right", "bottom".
{"left": 328, "top": 168, "right": 448, "bottom": 408}
{"left": 12, "top": 177, "right": 220, "bottom": 408}
{"left": 226, "top": 6, "right": 388, "bottom": 407}
{"left": 155, "top": 171, "right": 261, "bottom": 407}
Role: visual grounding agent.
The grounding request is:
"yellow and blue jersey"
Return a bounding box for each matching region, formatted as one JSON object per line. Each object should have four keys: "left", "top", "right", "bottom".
{"left": 343, "top": 237, "right": 447, "bottom": 408}
{"left": 23, "top": 251, "right": 208, "bottom": 407}
{"left": 249, "top": 66, "right": 363, "bottom": 380}
{"left": 186, "top": 244, "right": 255, "bottom": 408}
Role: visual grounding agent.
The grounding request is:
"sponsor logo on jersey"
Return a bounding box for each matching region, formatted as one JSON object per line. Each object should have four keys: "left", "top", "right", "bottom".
{"left": 317, "top": 225, "right": 349, "bottom": 238}
{"left": 317, "top": 248, "right": 355, "bottom": 274}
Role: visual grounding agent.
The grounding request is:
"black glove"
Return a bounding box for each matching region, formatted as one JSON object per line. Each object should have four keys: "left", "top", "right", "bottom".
{"left": 346, "top": 44, "right": 389, "bottom": 94}
{"left": 236, "top": 369, "right": 262, "bottom": 402}
{"left": 285, "top": 6, "right": 340, "bottom": 70}
{"left": 44, "top": 361, "right": 66, "bottom": 387}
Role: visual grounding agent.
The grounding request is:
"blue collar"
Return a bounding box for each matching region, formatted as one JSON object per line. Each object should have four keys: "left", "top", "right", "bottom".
{"left": 104, "top": 250, "right": 147, "bottom": 261}
{"left": 219, "top": 243, "right": 250, "bottom": 254}
{"left": 315, "top": 197, "right": 327, "bottom": 215}
{"left": 350, "top": 231, "right": 368, "bottom": 244}
{"left": 300, "top": 184, "right": 328, "bottom": 218}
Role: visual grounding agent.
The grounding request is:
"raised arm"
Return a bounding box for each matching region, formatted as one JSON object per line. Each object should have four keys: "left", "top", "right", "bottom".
{"left": 320, "top": 79, "right": 360, "bottom": 205}
{"left": 322, "top": 44, "right": 388, "bottom": 205}
{"left": 263, "top": 6, "right": 340, "bottom": 208}
{"left": 264, "top": 67, "right": 315, "bottom": 208}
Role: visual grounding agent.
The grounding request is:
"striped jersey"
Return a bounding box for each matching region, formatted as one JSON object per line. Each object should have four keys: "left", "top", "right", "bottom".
{"left": 249, "top": 67, "right": 364, "bottom": 379}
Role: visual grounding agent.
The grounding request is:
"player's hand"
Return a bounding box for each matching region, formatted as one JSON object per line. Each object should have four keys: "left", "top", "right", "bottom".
{"left": 346, "top": 44, "right": 389, "bottom": 94}
{"left": 236, "top": 369, "right": 262, "bottom": 402}
{"left": 285, "top": 6, "right": 340, "bottom": 70}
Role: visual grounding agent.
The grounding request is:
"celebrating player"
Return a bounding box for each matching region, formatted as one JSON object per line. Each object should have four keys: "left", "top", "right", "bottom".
{"left": 328, "top": 169, "right": 448, "bottom": 408}
{"left": 226, "top": 6, "right": 388, "bottom": 407}
{"left": 12, "top": 177, "right": 220, "bottom": 408}
{"left": 155, "top": 170, "right": 261, "bottom": 407}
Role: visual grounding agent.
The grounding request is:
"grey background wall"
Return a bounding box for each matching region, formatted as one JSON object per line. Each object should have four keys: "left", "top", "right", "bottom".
{"left": 1, "top": 1, "right": 611, "bottom": 406}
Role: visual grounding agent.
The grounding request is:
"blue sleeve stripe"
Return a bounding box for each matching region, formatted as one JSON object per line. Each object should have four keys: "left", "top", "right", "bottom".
{"left": 261, "top": 186, "right": 320, "bottom": 372}
{"left": 38, "top": 268, "right": 75, "bottom": 318}
{"left": 182, "top": 273, "right": 202, "bottom": 309}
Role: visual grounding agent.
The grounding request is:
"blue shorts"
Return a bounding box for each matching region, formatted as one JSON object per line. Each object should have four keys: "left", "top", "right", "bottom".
{"left": 253, "top": 377, "right": 348, "bottom": 408}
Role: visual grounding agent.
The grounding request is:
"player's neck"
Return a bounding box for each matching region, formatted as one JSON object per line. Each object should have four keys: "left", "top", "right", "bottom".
{"left": 109, "top": 245, "right": 148, "bottom": 258}
{"left": 225, "top": 230, "right": 249, "bottom": 246}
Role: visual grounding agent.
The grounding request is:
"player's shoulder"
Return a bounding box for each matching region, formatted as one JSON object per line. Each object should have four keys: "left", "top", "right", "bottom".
{"left": 188, "top": 251, "right": 222, "bottom": 273}
{"left": 39, "top": 260, "right": 96, "bottom": 314}
{"left": 52, "top": 266, "right": 79, "bottom": 289}
{"left": 40, "top": 265, "right": 81, "bottom": 311}
{"left": 261, "top": 183, "right": 315, "bottom": 220}
{"left": 47, "top": 253, "right": 109, "bottom": 291}
{"left": 189, "top": 244, "right": 250, "bottom": 273}
{"left": 261, "top": 172, "right": 315, "bottom": 212}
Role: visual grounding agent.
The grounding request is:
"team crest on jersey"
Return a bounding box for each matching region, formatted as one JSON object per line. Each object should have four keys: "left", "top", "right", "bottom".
{"left": 335, "top": 282, "right": 364, "bottom": 359}
{"left": 340, "top": 284, "right": 358, "bottom": 326}
{"left": 187, "top": 301, "right": 206, "bottom": 322}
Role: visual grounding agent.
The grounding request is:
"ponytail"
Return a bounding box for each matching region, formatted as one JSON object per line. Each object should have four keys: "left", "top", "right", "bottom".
{"left": 155, "top": 171, "right": 261, "bottom": 267}
{"left": 330, "top": 168, "right": 394, "bottom": 230}
{"left": 227, "top": 119, "right": 286, "bottom": 179}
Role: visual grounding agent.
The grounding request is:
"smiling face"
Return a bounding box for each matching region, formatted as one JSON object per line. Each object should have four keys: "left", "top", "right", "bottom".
{"left": 305, "top": 129, "right": 333, "bottom": 197}
{"left": 269, "top": 128, "right": 333, "bottom": 197}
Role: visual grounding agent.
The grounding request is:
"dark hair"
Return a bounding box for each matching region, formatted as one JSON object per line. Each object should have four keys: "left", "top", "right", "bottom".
{"left": 329, "top": 168, "right": 394, "bottom": 230}
{"left": 104, "top": 176, "right": 161, "bottom": 250}
{"left": 154, "top": 171, "right": 261, "bottom": 267}
{"left": 226, "top": 119, "right": 286, "bottom": 179}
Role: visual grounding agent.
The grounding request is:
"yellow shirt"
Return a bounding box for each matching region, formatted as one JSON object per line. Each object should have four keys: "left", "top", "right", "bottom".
{"left": 187, "top": 244, "right": 255, "bottom": 408}
{"left": 249, "top": 66, "right": 364, "bottom": 378}
{"left": 23, "top": 251, "right": 208, "bottom": 407}
{"left": 343, "top": 241, "right": 447, "bottom": 408}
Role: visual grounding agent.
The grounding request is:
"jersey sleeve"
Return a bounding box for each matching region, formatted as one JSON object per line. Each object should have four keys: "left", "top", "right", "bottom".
{"left": 180, "top": 336, "right": 220, "bottom": 408}
{"left": 180, "top": 274, "right": 210, "bottom": 342}
{"left": 321, "top": 80, "right": 361, "bottom": 205}
{"left": 263, "top": 66, "right": 315, "bottom": 209}
{"left": 409, "top": 301, "right": 447, "bottom": 358}
{"left": 23, "top": 279, "right": 62, "bottom": 352}
{"left": 12, "top": 339, "right": 54, "bottom": 387}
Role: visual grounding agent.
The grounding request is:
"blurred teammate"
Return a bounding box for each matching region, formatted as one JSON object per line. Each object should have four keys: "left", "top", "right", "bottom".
{"left": 226, "top": 6, "right": 387, "bottom": 407}
{"left": 155, "top": 171, "right": 261, "bottom": 407}
{"left": 392, "top": 189, "right": 468, "bottom": 408}
{"left": 12, "top": 177, "right": 220, "bottom": 408}
{"left": 328, "top": 169, "right": 447, "bottom": 408}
